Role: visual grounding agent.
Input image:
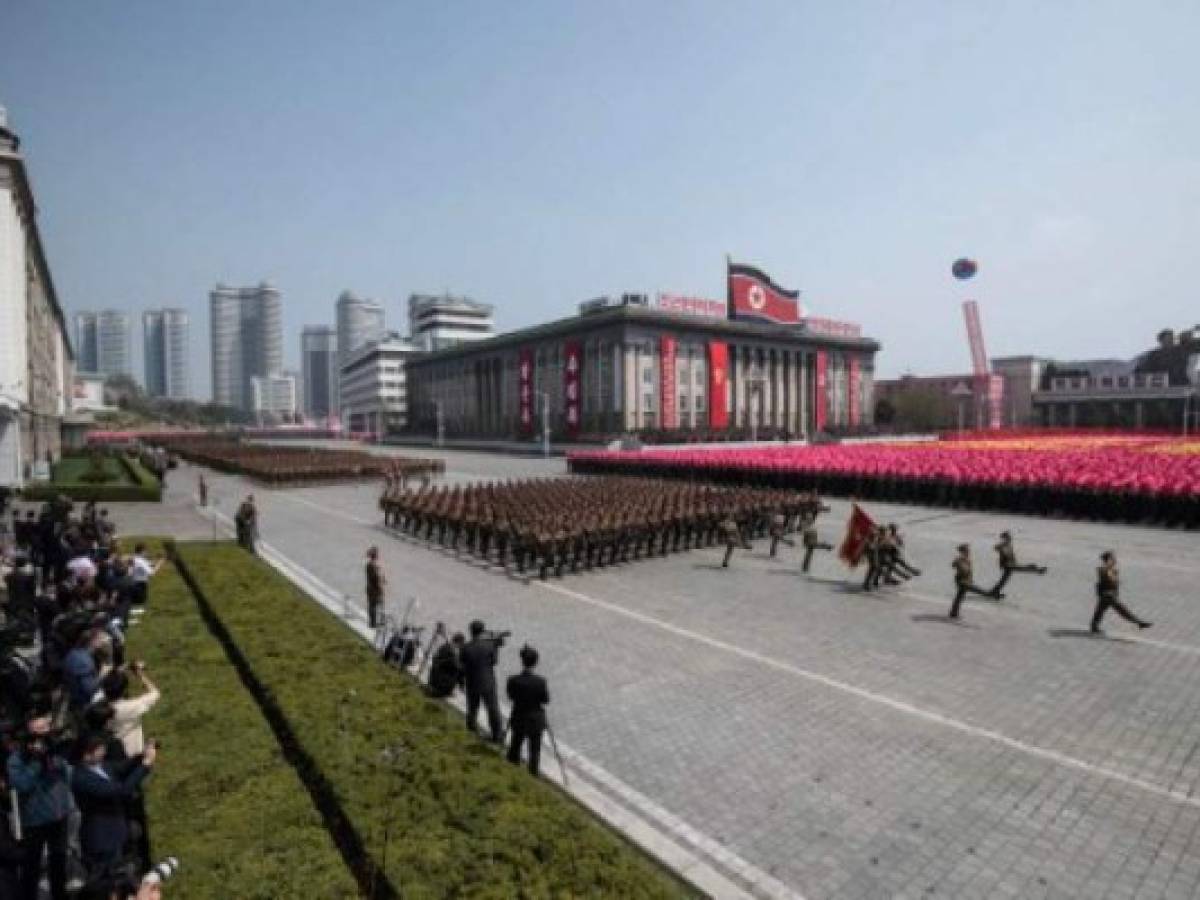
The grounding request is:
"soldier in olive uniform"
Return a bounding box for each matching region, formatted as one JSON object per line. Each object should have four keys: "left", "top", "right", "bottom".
{"left": 800, "top": 512, "right": 834, "bottom": 574}
{"left": 1091, "top": 551, "right": 1151, "bottom": 633}
{"left": 720, "top": 514, "right": 751, "bottom": 568}
{"left": 987, "top": 531, "right": 1047, "bottom": 598}
{"left": 948, "top": 544, "right": 992, "bottom": 619}
{"left": 365, "top": 546, "right": 385, "bottom": 628}
{"left": 768, "top": 507, "right": 796, "bottom": 558}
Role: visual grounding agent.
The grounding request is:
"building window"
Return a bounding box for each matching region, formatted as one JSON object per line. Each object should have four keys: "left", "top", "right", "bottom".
{"left": 1100, "top": 377, "right": 1113, "bottom": 388}
{"left": 1118, "top": 376, "right": 1130, "bottom": 388}
{"left": 679, "top": 395, "right": 689, "bottom": 411}
{"left": 696, "top": 396, "right": 705, "bottom": 411}
{"left": 643, "top": 368, "right": 654, "bottom": 385}
{"left": 643, "top": 392, "right": 655, "bottom": 411}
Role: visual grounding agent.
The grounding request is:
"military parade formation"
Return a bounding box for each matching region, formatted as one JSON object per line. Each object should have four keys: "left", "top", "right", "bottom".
{"left": 161, "top": 438, "right": 443, "bottom": 485}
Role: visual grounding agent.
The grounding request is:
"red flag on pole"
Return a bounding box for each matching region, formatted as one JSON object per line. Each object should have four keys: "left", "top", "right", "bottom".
{"left": 838, "top": 503, "right": 876, "bottom": 568}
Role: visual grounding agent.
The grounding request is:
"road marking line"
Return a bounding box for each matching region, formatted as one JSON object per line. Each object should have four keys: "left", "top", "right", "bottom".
{"left": 536, "top": 579, "right": 1200, "bottom": 810}
{"left": 200, "top": 503, "right": 792, "bottom": 899}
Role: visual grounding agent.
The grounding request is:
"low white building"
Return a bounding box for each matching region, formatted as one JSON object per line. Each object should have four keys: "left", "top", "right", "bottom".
{"left": 71, "top": 373, "right": 113, "bottom": 413}
{"left": 250, "top": 373, "right": 297, "bottom": 419}
{"left": 339, "top": 333, "right": 420, "bottom": 436}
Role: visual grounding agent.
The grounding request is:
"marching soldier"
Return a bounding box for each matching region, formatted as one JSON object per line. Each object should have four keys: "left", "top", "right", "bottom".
{"left": 365, "top": 546, "right": 385, "bottom": 628}
{"left": 197, "top": 473, "right": 208, "bottom": 507}
{"left": 988, "top": 531, "right": 1047, "bottom": 598}
{"left": 768, "top": 507, "right": 795, "bottom": 558}
{"left": 506, "top": 644, "right": 550, "bottom": 776}
{"left": 720, "top": 513, "right": 750, "bottom": 568}
{"left": 861, "top": 527, "right": 885, "bottom": 591}
{"left": 884, "top": 524, "right": 921, "bottom": 580}
{"left": 1091, "top": 551, "right": 1151, "bottom": 634}
{"left": 948, "top": 544, "right": 992, "bottom": 619}
{"left": 800, "top": 512, "right": 834, "bottom": 574}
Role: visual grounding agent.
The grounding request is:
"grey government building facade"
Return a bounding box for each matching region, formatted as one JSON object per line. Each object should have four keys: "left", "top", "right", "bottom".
{"left": 404, "top": 298, "right": 880, "bottom": 440}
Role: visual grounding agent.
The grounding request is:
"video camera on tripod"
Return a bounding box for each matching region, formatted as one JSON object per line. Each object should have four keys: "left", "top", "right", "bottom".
{"left": 481, "top": 629, "right": 511, "bottom": 646}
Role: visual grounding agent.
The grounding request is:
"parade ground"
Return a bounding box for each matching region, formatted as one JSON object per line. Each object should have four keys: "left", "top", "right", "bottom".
{"left": 148, "top": 447, "right": 1200, "bottom": 900}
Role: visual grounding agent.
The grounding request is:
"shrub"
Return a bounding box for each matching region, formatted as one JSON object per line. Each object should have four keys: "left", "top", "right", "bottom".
{"left": 172, "top": 543, "right": 694, "bottom": 899}
{"left": 126, "top": 539, "right": 358, "bottom": 899}
{"left": 22, "top": 452, "right": 162, "bottom": 502}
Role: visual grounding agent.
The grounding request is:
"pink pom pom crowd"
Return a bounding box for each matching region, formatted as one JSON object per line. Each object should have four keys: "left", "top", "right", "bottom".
{"left": 569, "top": 431, "right": 1200, "bottom": 529}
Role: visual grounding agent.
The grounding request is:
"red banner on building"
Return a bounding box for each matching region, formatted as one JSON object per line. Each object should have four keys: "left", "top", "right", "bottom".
{"left": 660, "top": 336, "right": 678, "bottom": 429}
{"left": 707, "top": 341, "right": 729, "bottom": 429}
{"left": 518, "top": 348, "right": 533, "bottom": 435}
{"left": 848, "top": 356, "right": 861, "bottom": 427}
{"left": 564, "top": 341, "right": 582, "bottom": 436}
{"left": 727, "top": 261, "right": 802, "bottom": 325}
{"left": 814, "top": 350, "right": 828, "bottom": 432}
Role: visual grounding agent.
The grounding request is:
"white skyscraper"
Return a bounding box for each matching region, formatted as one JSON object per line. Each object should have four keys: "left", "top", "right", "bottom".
{"left": 408, "top": 293, "right": 495, "bottom": 351}
{"left": 210, "top": 282, "right": 282, "bottom": 410}
{"left": 336, "top": 291, "right": 386, "bottom": 366}
{"left": 143, "top": 308, "right": 190, "bottom": 399}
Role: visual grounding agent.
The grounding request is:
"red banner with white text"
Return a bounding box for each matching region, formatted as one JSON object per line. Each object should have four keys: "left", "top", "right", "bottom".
{"left": 564, "top": 341, "right": 582, "bottom": 436}
{"left": 815, "top": 351, "right": 828, "bottom": 432}
{"left": 848, "top": 356, "right": 861, "bottom": 427}
{"left": 519, "top": 348, "right": 533, "bottom": 436}
{"left": 707, "top": 341, "right": 729, "bottom": 429}
{"left": 660, "top": 336, "right": 678, "bottom": 429}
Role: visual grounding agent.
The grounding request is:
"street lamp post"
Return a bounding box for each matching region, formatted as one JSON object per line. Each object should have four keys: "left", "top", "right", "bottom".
{"left": 434, "top": 400, "right": 444, "bottom": 447}
{"left": 541, "top": 392, "right": 550, "bottom": 458}
{"left": 951, "top": 382, "right": 973, "bottom": 435}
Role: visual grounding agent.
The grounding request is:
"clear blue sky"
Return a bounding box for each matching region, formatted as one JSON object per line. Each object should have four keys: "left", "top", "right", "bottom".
{"left": 3, "top": 1, "right": 1198, "bottom": 397}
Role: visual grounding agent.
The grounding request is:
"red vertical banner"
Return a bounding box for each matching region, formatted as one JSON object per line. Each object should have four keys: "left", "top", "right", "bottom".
{"left": 518, "top": 348, "right": 533, "bottom": 435}
{"left": 564, "top": 341, "right": 582, "bottom": 436}
{"left": 707, "top": 341, "right": 729, "bottom": 429}
{"left": 848, "top": 356, "right": 861, "bottom": 427}
{"left": 660, "top": 336, "right": 678, "bottom": 429}
{"left": 815, "top": 350, "right": 828, "bottom": 432}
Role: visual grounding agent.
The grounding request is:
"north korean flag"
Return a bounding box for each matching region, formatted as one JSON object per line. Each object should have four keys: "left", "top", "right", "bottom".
{"left": 727, "top": 262, "right": 802, "bottom": 325}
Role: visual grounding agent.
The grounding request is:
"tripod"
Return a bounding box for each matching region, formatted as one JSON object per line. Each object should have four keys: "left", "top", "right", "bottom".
{"left": 416, "top": 621, "right": 447, "bottom": 680}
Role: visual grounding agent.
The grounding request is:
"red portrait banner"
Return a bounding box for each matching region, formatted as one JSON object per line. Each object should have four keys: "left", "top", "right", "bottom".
{"left": 848, "top": 356, "right": 861, "bottom": 427}
{"left": 815, "top": 350, "right": 828, "bottom": 432}
{"left": 519, "top": 348, "right": 534, "bottom": 436}
{"left": 707, "top": 341, "right": 729, "bottom": 429}
{"left": 660, "top": 336, "right": 678, "bottom": 429}
{"left": 564, "top": 341, "right": 582, "bottom": 436}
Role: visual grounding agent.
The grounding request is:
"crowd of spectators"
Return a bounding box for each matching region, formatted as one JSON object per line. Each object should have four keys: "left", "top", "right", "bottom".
{"left": 1, "top": 495, "right": 167, "bottom": 900}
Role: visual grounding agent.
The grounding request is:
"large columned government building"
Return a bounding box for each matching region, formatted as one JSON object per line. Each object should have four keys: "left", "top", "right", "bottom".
{"left": 405, "top": 296, "right": 879, "bottom": 440}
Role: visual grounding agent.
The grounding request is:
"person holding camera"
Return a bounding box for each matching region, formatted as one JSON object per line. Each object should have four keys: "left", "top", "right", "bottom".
{"left": 71, "top": 733, "right": 155, "bottom": 874}
{"left": 102, "top": 663, "right": 160, "bottom": 759}
{"left": 427, "top": 632, "right": 465, "bottom": 699}
{"left": 506, "top": 645, "right": 550, "bottom": 776}
{"left": 460, "top": 620, "right": 505, "bottom": 743}
{"left": 7, "top": 715, "right": 74, "bottom": 900}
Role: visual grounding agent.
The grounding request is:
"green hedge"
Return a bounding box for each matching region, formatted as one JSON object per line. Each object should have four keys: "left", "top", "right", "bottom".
{"left": 173, "top": 542, "right": 694, "bottom": 900}
{"left": 22, "top": 453, "right": 162, "bottom": 502}
{"left": 126, "top": 539, "right": 358, "bottom": 899}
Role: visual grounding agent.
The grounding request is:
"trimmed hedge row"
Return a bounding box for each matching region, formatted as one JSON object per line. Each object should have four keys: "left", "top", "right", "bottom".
{"left": 126, "top": 539, "right": 358, "bottom": 899}
{"left": 173, "top": 542, "right": 694, "bottom": 900}
{"left": 22, "top": 453, "right": 162, "bottom": 502}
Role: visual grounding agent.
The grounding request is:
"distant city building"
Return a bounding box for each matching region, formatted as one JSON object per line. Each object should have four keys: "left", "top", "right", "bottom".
{"left": 336, "top": 291, "right": 386, "bottom": 365}
{"left": 1033, "top": 328, "right": 1200, "bottom": 429}
{"left": 250, "top": 372, "right": 298, "bottom": 419}
{"left": 142, "top": 308, "right": 190, "bottom": 399}
{"left": 408, "top": 292, "right": 495, "bottom": 352}
{"left": 300, "top": 325, "right": 338, "bottom": 419}
{"left": 210, "top": 282, "right": 282, "bottom": 410}
{"left": 74, "top": 310, "right": 131, "bottom": 378}
{"left": 1, "top": 107, "right": 75, "bottom": 484}
{"left": 339, "top": 333, "right": 419, "bottom": 436}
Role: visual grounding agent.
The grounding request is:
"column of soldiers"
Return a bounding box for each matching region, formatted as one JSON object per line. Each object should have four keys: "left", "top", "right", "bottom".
{"left": 380, "top": 476, "right": 833, "bottom": 579}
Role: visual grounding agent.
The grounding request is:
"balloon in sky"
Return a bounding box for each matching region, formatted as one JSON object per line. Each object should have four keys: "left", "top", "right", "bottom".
{"left": 952, "top": 258, "right": 978, "bottom": 280}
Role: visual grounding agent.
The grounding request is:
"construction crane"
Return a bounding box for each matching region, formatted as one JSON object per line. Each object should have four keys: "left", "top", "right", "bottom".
{"left": 962, "top": 300, "right": 1003, "bottom": 429}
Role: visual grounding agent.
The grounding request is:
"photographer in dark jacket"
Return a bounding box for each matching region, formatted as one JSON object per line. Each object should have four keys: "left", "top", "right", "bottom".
{"left": 71, "top": 734, "right": 155, "bottom": 874}
{"left": 427, "top": 633, "right": 465, "bottom": 699}
{"left": 506, "top": 645, "right": 550, "bottom": 776}
{"left": 6, "top": 715, "right": 73, "bottom": 900}
{"left": 459, "top": 621, "right": 505, "bottom": 742}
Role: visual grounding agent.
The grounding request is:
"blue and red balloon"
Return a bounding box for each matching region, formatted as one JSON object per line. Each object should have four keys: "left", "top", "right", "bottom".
{"left": 952, "top": 258, "right": 978, "bottom": 280}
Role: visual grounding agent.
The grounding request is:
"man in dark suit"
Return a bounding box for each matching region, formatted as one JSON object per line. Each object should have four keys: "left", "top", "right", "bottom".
{"left": 460, "top": 620, "right": 504, "bottom": 743}
{"left": 70, "top": 733, "right": 155, "bottom": 872}
{"left": 506, "top": 645, "right": 550, "bottom": 776}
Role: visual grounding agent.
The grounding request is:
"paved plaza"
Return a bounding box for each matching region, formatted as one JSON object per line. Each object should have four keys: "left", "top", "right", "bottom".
{"left": 149, "top": 448, "right": 1200, "bottom": 899}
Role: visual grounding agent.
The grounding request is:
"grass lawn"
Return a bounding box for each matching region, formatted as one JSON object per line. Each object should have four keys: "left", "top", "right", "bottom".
{"left": 126, "top": 539, "right": 358, "bottom": 899}
{"left": 171, "top": 541, "right": 696, "bottom": 899}
{"left": 23, "top": 453, "right": 161, "bottom": 502}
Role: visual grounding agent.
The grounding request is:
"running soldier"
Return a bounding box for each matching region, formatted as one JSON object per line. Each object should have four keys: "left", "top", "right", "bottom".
{"left": 948, "top": 544, "right": 992, "bottom": 619}
{"left": 1090, "top": 551, "right": 1151, "bottom": 634}
{"left": 988, "top": 531, "right": 1047, "bottom": 598}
